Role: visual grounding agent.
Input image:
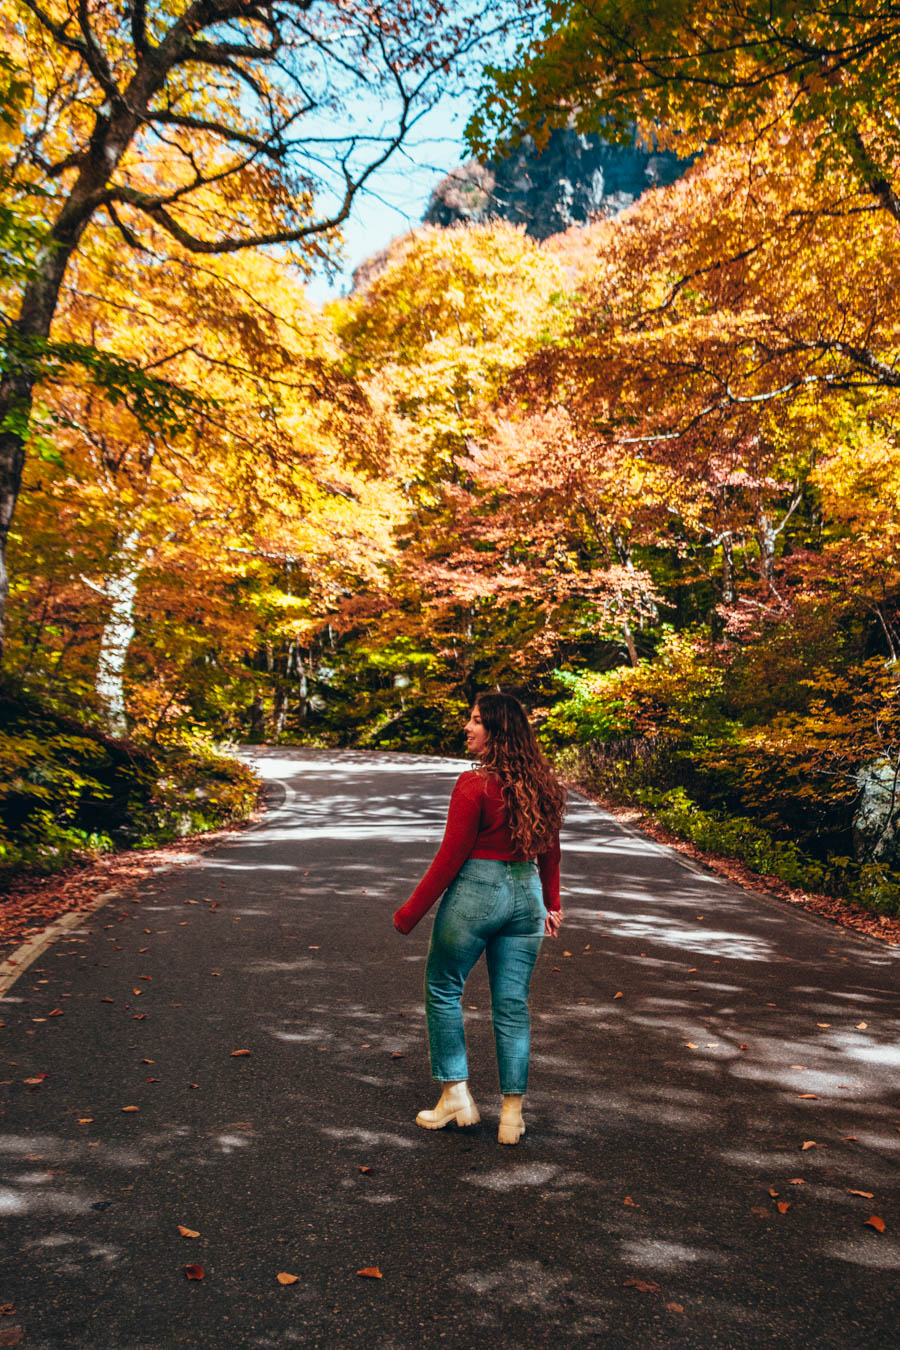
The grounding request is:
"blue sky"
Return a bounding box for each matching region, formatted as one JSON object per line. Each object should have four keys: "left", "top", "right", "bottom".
{"left": 303, "top": 90, "right": 474, "bottom": 305}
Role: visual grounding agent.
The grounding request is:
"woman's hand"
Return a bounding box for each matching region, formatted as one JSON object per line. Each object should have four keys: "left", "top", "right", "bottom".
{"left": 544, "top": 909, "right": 562, "bottom": 939}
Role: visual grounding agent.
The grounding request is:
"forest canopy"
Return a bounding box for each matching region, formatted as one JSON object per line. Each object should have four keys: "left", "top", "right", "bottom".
{"left": 3, "top": 0, "right": 900, "bottom": 914}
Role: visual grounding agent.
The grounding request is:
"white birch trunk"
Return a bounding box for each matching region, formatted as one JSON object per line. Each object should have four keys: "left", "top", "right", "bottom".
{"left": 95, "top": 531, "right": 142, "bottom": 738}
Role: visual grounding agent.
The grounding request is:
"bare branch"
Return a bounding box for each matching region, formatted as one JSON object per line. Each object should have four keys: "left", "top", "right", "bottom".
{"left": 148, "top": 110, "right": 285, "bottom": 157}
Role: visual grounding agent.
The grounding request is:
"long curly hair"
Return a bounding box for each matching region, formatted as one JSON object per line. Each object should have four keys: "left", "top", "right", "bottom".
{"left": 475, "top": 692, "right": 566, "bottom": 855}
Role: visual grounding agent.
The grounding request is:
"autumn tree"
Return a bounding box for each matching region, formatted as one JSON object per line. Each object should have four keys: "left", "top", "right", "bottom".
{"left": 7, "top": 213, "right": 404, "bottom": 736}
{"left": 0, "top": 0, "right": 522, "bottom": 652}
{"left": 472, "top": 0, "right": 900, "bottom": 218}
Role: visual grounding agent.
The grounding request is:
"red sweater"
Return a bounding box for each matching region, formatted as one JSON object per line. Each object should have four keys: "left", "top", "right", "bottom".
{"left": 393, "top": 770, "right": 561, "bottom": 934}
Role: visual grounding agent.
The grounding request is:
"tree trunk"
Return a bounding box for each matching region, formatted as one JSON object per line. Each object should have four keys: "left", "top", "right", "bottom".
{"left": 720, "top": 533, "right": 736, "bottom": 606}
{"left": 755, "top": 506, "right": 777, "bottom": 593}
{"left": 94, "top": 532, "right": 142, "bottom": 737}
{"left": 621, "top": 617, "right": 639, "bottom": 667}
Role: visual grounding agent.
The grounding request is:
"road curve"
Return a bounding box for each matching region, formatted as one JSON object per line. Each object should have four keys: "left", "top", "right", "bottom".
{"left": 1, "top": 747, "right": 898, "bottom": 1349}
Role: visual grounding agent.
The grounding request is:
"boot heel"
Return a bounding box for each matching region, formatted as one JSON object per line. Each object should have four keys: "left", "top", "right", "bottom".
{"left": 455, "top": 1103, "right": 481, "bottom": 1127}
{"left": 498, "top": 1117, "right": 525, "bottom": 1144}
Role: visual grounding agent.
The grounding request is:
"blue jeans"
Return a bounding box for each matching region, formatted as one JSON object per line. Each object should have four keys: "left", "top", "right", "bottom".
{"left": 425, "top": 858, "right": 545, "bottom": 1094}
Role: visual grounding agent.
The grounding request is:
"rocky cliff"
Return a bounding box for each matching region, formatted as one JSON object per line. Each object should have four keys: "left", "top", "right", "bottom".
{"left": 423, "top": 128, "right": 691, "bottom": 238}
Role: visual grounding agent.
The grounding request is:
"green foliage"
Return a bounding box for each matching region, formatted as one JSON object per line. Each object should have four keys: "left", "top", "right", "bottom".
{"left": 633, "top": 787, "right": 900, "bottom": 917}
{"left": 0, "top": 688, "right": 259, "bottom": 878}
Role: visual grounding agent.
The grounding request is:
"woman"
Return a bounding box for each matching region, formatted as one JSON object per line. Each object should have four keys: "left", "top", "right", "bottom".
{"left": 393, "top": 692, "right": 566, "bottom": 1145}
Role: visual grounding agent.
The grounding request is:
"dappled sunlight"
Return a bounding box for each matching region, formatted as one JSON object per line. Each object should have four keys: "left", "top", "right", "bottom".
{"left": 2, "top": 752, "right": 897, "bottom": 1346}
{"left": 619, "top": 1239, "right": 728, "bottom": 1269}
{"left": 824, "top": 1238, "right": 900, "bottom": 1270}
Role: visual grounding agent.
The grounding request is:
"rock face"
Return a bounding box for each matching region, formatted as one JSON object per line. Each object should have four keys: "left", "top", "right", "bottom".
{"left": 423, "top": 128, "right": 691, "bottom": 239}
{"left": 853, "top": 758, "right": 900, "bottom": 866}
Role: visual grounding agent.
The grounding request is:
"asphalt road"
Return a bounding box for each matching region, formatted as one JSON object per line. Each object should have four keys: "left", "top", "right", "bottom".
{"left": 1, "top": 747, "right": 898, "bottom": 1350}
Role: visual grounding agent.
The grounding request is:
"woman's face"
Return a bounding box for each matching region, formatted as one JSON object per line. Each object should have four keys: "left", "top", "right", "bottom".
{"left": 464, "top": 705, "right": 489, "bottom": 758}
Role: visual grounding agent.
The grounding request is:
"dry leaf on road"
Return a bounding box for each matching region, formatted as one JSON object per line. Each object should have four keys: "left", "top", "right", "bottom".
{"left": 184, "top": 1265, "right": 205, "bottom": 1280}
{"left": 356, "top": 1267, "right": 383, "bottom": 1279}
{"left": 276, "top": 1273, "right": 299, "bottom": 1285}
{"left": 178, "top": 1226, "right": 200, "bottom": 1239}
{"left": 230, "top": 1049, "right": 251, "bottom": 1057}
{"left": 865, "top": 1215, "right": 886, "bottom": 1233}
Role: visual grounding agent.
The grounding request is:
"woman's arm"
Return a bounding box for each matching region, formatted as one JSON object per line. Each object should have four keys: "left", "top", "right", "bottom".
{"left": 392, "top": 773, "right": 484, "bottom": 934}
{"left": 537, "top": 833, "right": 561, "bottom": 912}
{"left": 538, "top": 835, "right": 562, "bottom": 937}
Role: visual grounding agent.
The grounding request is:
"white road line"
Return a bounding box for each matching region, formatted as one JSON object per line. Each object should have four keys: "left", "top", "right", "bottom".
{"left": 0, "top": 889, "right": 122, "bottom": 998}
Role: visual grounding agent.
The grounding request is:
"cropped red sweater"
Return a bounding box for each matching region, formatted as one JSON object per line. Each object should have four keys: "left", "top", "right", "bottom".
{"left": 392, "top": 769, "right": 561, "bottom": 935}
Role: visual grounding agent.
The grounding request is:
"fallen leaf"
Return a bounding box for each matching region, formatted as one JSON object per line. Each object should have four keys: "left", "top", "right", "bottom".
{"left": 801, "top": 1141, "right": 816, "bottom": 1150}
{"left": 77, "top": 1117, "right": 93, "bottom": 1124}
{"left": 48, "top": 1008, "right": 63, "bottom": 1017}
{"left": 816, "top": 1023, "right": 831, "bottom": 1028}
{"left": 308, "top": 945, "right": 319, "bottom": 950}
{"left": 122, "top": 1105, "right": 139, "bottom": 1112}
{"left": 101, "top": 997, "right": 113, "bottom": 1003}
{"left": 551, "top": 966, "right": 560, "bottom": 972}
{"left": 842, "top": 1136, "right": 859, "bottom": 1142}
{"left": 0, "top": 1326, "right": 24, "bottom": 1346}
{"left": 665, "top": 1302, "right": 685, "bottom": 1313}
{"left": 390, "top": 1052, "right": 404, "bottom": 1059}
{"left": 865, "top": 1215, "right": 886, "bottom": 1233}
{"left": 23, "top": 1075, "right": 47, "bottom": 1085}
{"left": 276, "top": 1272, "right": 299, "bottom": 1285}
{"left": 623, "top": 1196, "right": 638, "bottom": 1207}
{"left": 356, "top": 1267, "right": 383, "bottom": 1279}
{"left": 768, "top": 1188, "right": 779, "bottom": 1198}
{"left": 230, "top": 1049, "right": 251, "bottom": 1057}
{"left": 624, "top": 1277, "right": 659, "bottom": 1293}
{"left": 132, "top": 989, "right": 142, "bottom": 996}
{"left": 613, "top": 992, "right": 623, "bottom": 999}
{"left": 184, "top": 1264, "right": 205, "bottom": 1280}
{"left": 562, "top": 951, "right": 572, "bottom": 957}
{"left": 178, "top": 1226, "right": 200, "bottom": 1239}
{"left": 142, "top": 1058, "right": 155, "bottom": 1064}
{"left": 776, "top": 1201, "right": 791, "bottom": 1214}
{"left": 0, "top": 1306, "right": 14, "bottom": 1317}
{"left": 847, "top": 1189, "right": 874, "bottom": 1199}
{"left": 856, "top": 1022, "right": 868, "bottom": 1029}
{"left": 132, "top": 1014, "right": 146, "bottom": 1020}
{"left": 359, "top": 1165, "right": 374, "bottom": 1175}
{"left": 790, "top": 1066, "right": 807, "bottom": 1070}
{"left": 685, "top": 1042, "right": 698, "bottom": 1049}
{"left": 789, "top": 1178, "right": 805, "bottom": 1185}
{"left": 797, "top": 1094, "right": 818, "bottom": 1099}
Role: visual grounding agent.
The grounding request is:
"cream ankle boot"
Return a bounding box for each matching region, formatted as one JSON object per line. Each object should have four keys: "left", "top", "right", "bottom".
{"left": 416, "top": 1081, "right": 480, "bottom": 1130}
{"left": 498, "top": 1093, "right": 525, "bottom": 1144}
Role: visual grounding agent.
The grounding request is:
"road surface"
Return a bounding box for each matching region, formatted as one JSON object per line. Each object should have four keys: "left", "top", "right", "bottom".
{"left": 1, "top": 748, "right": 898, "bottom": 1348}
